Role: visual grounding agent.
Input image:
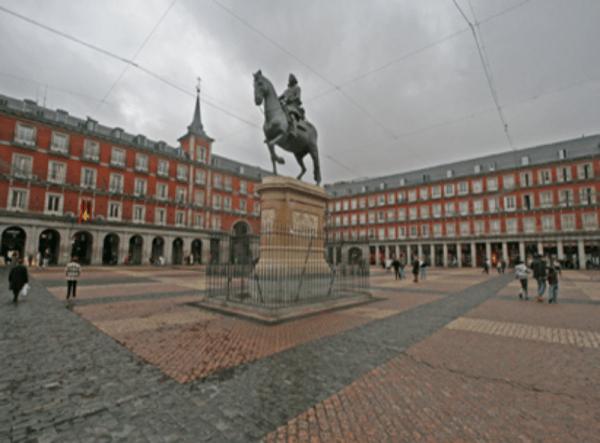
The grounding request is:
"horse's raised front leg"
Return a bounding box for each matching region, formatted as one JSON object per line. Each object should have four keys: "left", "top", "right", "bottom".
{"left": 294, "top": 153, "right": 307, "bottom": 180}
{"left": 267, "top": 134, "right": 286, "bottom": 165}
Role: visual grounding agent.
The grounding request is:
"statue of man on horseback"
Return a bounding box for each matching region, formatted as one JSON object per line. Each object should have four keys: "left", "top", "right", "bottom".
{"left": 253, "top": 70, "right": 321, "bottom": 186}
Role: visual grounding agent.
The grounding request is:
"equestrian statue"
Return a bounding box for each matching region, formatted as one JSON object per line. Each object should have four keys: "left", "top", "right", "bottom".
{"left": 253, "top": 70, "right": 321, "bottom": 186}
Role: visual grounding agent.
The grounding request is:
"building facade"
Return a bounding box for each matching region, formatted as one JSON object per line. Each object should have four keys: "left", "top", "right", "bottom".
{"left": 324, "top": 136, "right": 600, "bottom": 270}
{"left": 0, "top": 93, "right": 269, "bottom": 266}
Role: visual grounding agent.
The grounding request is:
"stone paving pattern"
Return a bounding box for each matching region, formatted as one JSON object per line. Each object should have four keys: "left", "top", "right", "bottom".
{"left": 1, "top": 265, "right": 599, "bottom": 442}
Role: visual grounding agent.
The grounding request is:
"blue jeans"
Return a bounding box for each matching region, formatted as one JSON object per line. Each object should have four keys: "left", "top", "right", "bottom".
{"left": 537, "top": 278, "right": 547, "bottom": 297}
{"left": 421, "top": 268, "right": 426, "bottom": 279}
{"left": 399, "top": 268, "right": 406, "bottom": 279}
{"left": 549, "top": 283, "right": 558, "bottom": 302}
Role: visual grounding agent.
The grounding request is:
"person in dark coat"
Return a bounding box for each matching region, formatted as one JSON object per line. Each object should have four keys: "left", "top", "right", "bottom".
{"left": 8, "top": 258, "right": 29, "bottom": 303}
{"left": 391, "top": 256, "right": 401, "bottom": 280}
{"left": 412, "top": 257, "right": 420, "bottom": 283}
{"left": 531, "top": 254, "right": 548, "bottom": 302}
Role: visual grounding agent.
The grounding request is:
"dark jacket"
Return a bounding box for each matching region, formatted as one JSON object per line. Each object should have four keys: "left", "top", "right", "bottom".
{"left": 412, "top": 259, "right": 420, "bottom": 275}
{"left": 9, "top": 264, "right": 29, "bottom": 292}
{"left": 531, "top": 258, "right": 547, "bottom": 279}
{"left": 548, "top": 267, "right": 559, "bottom": 285}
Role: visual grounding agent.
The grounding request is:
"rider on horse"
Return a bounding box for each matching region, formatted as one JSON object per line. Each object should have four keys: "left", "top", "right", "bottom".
{"left": 279, "top": 74, "right": 305, "bottom": 138}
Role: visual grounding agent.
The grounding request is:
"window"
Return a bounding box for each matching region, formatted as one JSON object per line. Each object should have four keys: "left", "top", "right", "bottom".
{"left": 50, "top": 132, "right": 69, "bottom": 154}
{"left": 558, "top": 189, "right": 574, "bottom": 207}
{"left": 239, "top": 180, "right": 247, "bottom": 194}
{"left": 473, "top": 200, "right": 483, "bottom": 214}
{"left": 81, "top": 168, "right": 97, "bottom": 189}
{"left": 378, "top": 194, "right": 386, "bottom": 206}
{"left": 503, "top": 175, "right": 515, "bottom": 189}
{"left": 577, "top": 163, "right": 593, "bottom": 180}
{"left": 422, "top": 174, "right": 430, "bottom": 183}
{"left": 489, "top": 220, "right": 500, "bottom": 234}
{"left": 212, "top": 194, "right": 221, "bottom": 209}
{"left": 583, "top": 213, "right": 598, "bottom": 230}
{"left": 239, "top": 199, "right": 247, "bottom": 213}
{"left": 176, "top": 187, "right": 187, "bottom": 204}
{"left": 155, "top": 208, "right": 166, "bottom": 226}
{"left": 14, "top": 122, "right": 36, "bottom": 146}
{"left": 175, "top": 211, "right": 186, "bottom": 227}
{"left": 446, "top": 169, "right": 453, "bottom": 178}
{"left": 432, "top": 204, "right": 441, "bottom": 218}
{"left": 456, "top": 201, "right": 467, "bottom": 215}
{"left": 45, "top": 193, "right": 63, "bottom": 215}
{"left": 254, "top": 202, "right": 260, "bottom": 214}
{"left": 213, "top": 174, "right": 222, "bottom": 189}
{"left": 343, "top": 200, "right": 349, "bottom": 211}
{"left": 134, "top": 178, "right": 147, "bottom": 196}
{"left": 524, "top": 217, "right": 536, "bottom": 233}
{"left": 504, "top": 196, "right": 516, "bottom": 212}
{"left": 488, "top": 162, "right": 496, "bottom": 171}
{"left": 358, "top": 213, "right": 366, "bottom": 224}
{"left": 47, "top": 161, "right": 66, "bottom": 184}
{"left": 420, "top": 187, "right": 429, "bottom": 200}
{"left": 388, "top": 227, "right": 396, "bottom": 239}
{"left": 224, "top": 176, "right": 233, "bottom": 191}
{"left": 474, "top": 220, "right": 484, "bottom": 235}
{"left": 433, "top": 224, "right": 442, "bottom": 237}
{"left": 538, "top": 169, "right": 552, "bottom": 185}
{"left": 351, "top": 199, "right": 357, "bottom": 210}
{"left": 387, "top": 209, "right": 396, "bottom": 221}
{"left": 176, "top": 164, "right": 188, "bottom": 181}
{"left": 458, "top": 182, "right": 468, "bottom": 195}
{"left": 399, "top": 178, "right": 406, "bottom": 186}
{"left": 212, "top": 216, "right": 221, "bottom": 230}
{"left": 521, "top": 156, "right": 529, "bottom": 166}
{"left": 109, "top": 174, "right": 123, "bottom": 193}
{"left": 397, "top": 192, "right": 406, "bottom": 202}
{"left": 108, "top": 202, "right": 122, "bottom": 221}
{"left": 368, "top": 197, "right": 375, "bottom": 207}
{"left": 556, "top": 166, "right": 571, "bottom": 182}
{"left": 359, "top": 197, "right": 366, "bottom": 208}
{"left": 379, "top": 182, "right": 386, "bottom": 190}
{"left": 487, "top": 177, "right": 498, "bottom": 191}
{"left": 12, "top": 154, "right": 33, "bottom": 178}
{"left": 539, "top": 191, "right": 552, "bottom": 208}
{"left": 157, "top": 159, "right": 169, "bottom": 177}
{"left": 368, "top": 212, "right": 375, "bottom": 223}
{"left": 474, "top": 164, "right": 482, "bottom": 173}
{"left": 580, "top": 187, "right": 596, "bottom": 205}
{"left": 224, "top": 196, "right": 232, "bottom": 211}
{"left": 409, "top": 225, "right": 418, "bottom": 238}
{"left": 520, "top": 172, "right": 533, "bottom": 187}
{"left": 421, "top": 224, "right": 429, "bottom": 237}
{"left": 83, "top": 140, "right": 99, "bottom": 161}
{"left": 135, "top": 154, "right": 149, "bottom": 172}
{"left": 378, "top": 211, "right": 385, "bottom": 223}
{"left": 133, "top": 205, "right": 145, "bottom": 223}
{"left": 409, "top": 207, "right": 417, "bottom": 220}
{"left": 194, "top": 213, "right": 204, "bottom": 228}
{"left": 460, "top": 221, "right": 470, "bottom": 236}
{"left": 541, "top": 215, "right": 555, "bottom": 232}
{"left": 387, "top": 193, "right": 395, "bottom": 204}
{"left": 506, "top": 219, "right": 518, "bottom": 234}
{"left": 488, "top": 198, "right": 499, "bottom": 213}
{"left": 194, "top": 190, "right": 204, "bottom": 206}
{"left": 351, "top": 214, "right": 358, "bottom": 225}
{"left": 444, "top": 184, "right": 454, "bottom": 197}
{"left": 472, "top": 180, "right": 482, "bottom": 194}
{"left": 156, "top": 183, "right": 168, "bottom": 200}
{"left": 420, "top": 205, "right": 429, "bottom": 219}
{"left": 9, "top": 188, "right": 28, "bottom": 211}
{"left": 110, "top": 148, "right": 126, "bottom": 167}
{"left": 561, "top": 214, "right": 576, "bottom": 231}
{"left": 335, "top": 201, "right": 341, "bottom": 212}
{"left": 445, "top": 223, "right": 456, "bottom": 236}
{"left": 397, "top": 208, "right": 406, "bottom": 221}
{"left": 408, "top": 190, "right": 417, "bottom": 202}
{"left": 398, "top": 226, "right": 406, "bottom": 239}
{"left": 196, "top": 146, "right": 206, "bottom": 163}
{"left": 444, "top": 202, "right": 455, "bottom": 216}
{"left": 523, "top": 194, "right": 534, "bottom": 210}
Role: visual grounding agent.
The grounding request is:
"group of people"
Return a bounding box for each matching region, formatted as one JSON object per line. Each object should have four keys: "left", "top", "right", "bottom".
{"left": 514, "top": 254, "right": 561, "bottom": 303}
{"left": 385, "top": 254, "right": 429, "bottom": 283}
{"left": 482, "top": 257, "right": 507, "bottom": 274}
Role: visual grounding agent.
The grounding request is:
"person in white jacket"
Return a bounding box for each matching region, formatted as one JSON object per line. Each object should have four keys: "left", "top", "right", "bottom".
{"left": 514, "top": 260, "right": 531, "bottom": 300}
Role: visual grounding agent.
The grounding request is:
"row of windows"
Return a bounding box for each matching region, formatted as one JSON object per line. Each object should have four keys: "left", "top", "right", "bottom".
{"left": 329, "top": 212, "right": 599, "bottom": 241}
{"left": 10, "top": 154, "right": 253, "bottom": 200}
{"left": 329, "top": 162, "right": 597, "bottom": 212}
{"left": 328, "top": 187, "right": 597, "bottom": 226}
{"left": 7, "top": 188, "right": 257, "bottom": 229}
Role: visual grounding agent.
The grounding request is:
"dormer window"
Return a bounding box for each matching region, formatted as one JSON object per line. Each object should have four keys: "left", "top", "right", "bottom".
{"left": 111, "top": 127, "right": 123, "bottom": 139}
{"left": 56, "top": 109, "right": 68, "bottom": 123}
{"left": 134, "top": 134, "right": 146, "bottom": 146}
{"left": 85, "top": 118, "right": 97, "bottom": 132}
{"left": 423, "top": 174, "right": 430, "bottom": 182}
{"left": 558, "top": 149, "right": 567, "bottom": 159}
{"left": 379, "top": 183, "right": 386, "bottom": 190}
{"left": 399, "top": 178, "right": 406, "bottom": 186}
{"left": 446, "top": 169, "right": 453, "bottom": 178}
{"left": 488, "top": 162, "right": 496, "bottom": 171}
{"left": 474, "top": 164, "right": 482, "bottom": 174}
{"left": 521, "top": 156, "right": 529, "bottom": 166}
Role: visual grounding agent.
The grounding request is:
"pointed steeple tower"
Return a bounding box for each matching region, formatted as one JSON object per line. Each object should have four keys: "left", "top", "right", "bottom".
{"left": 179, "top": 78, "right": 213, "bottom": 161}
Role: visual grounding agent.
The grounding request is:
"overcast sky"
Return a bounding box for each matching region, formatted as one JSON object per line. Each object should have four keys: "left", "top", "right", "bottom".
{"left": 1, "top": 0, "right": 599, "bottom": 184}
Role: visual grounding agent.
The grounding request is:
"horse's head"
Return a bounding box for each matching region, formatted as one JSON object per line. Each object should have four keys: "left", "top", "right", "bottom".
{"left": 253, "top": 70, "right": 266, "bottom": 106}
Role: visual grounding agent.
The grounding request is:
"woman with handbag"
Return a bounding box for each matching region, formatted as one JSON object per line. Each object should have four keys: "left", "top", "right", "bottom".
{"left": 8, "top": 258, "right": 29, "bottom": 304}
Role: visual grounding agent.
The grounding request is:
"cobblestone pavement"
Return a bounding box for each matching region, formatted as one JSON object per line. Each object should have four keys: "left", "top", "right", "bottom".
{"left": 1, "top": 265, "right": 598, "bottom": 442}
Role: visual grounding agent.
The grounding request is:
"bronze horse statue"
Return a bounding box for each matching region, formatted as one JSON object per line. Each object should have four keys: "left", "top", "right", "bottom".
{"left": 253, "top": 70, "right": 321, "bottom": 186}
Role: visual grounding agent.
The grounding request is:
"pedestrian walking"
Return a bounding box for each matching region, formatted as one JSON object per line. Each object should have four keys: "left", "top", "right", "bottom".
{"left": 65, "top": 256, "right": 82, "bottom": 301}
{"left": 501, "top": 258, "right": 506, "bottom": 274}
{"left": 497, "top": 259, "right": 502, "bottom": 274}
{"left": 385, "top": 258, "right": 392, "bottom": 273}
{"left": 412, "top": 257, "right": 420, "bottom": 283}
{"left": 391, "top": 256, "right": 401, "bottom": 280}
{"left": 552, "top": 258, "right": 562, "bottom": 276}
{"left": 42, "top": 248, "right": 49, "bottom": 269}
{"left": 399, "top": 255, "right": 406, "bottom": 279}
{"left": 8, "top": 258, "right": 29, "bottom": 304}
{"left": 548, "top": 265, "right": 559, "bottom": 304}
{"left": 35, "top": 250, "right": 41, "bottom": 269}
{"left": 420, "top": 256, "right": 427, "bottom": 280}
{"left": 514, "top": 260, "right": 530, "bottom": 300}
{"left": 531, "top": 254, "right": 547, "bottom": 302}
{"left": 482, "top": 258, "right": 490, "bottom": 274}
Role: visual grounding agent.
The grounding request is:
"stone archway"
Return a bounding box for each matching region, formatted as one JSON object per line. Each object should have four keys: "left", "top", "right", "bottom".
{"left": 38, "top": 229, "right": 60, "bottom": 265}
{"left": 172, "top": 237, "right": 183, "bottom": 265}
{"left": 191, "top": 239, "right": 202, "bottom": 265}
{"left": 71, "top": 231, "right": 93, "bottom": 265}
{"left": 102, "top": 233, "right": 120, "bottom": 265}
{"left": 230, "top": 221, "right": 251, "bottom": 264}
{"left": 1, "top": 226, "right": 26, "bottom": 264}
{"left": 128, "top": 235, "right": 143, "bottom": 265}
{"left": 151, "top": 237, "right": 164, "bottom": 264}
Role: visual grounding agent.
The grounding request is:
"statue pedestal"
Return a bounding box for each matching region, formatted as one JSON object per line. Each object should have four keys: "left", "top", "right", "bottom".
{"left": 255, "top": 176, "right": 331, "bottom": 276}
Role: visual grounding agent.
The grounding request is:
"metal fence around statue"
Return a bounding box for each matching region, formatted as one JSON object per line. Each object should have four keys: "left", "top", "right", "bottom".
{"left": 206, "top": 229, "right": 369, "bottom": 309}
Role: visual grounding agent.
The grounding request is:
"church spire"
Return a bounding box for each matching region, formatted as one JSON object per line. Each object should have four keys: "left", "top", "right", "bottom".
{"left": 187, "top": 77, "right": 208, "bottom": 137}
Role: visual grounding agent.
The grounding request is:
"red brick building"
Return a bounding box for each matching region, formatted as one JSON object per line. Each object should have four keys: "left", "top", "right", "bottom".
{"left": 324, "top": 136, "right": 600, "bottom": 270}
{"left": 0, "top": 93, "right": 269, "bottom": 265}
